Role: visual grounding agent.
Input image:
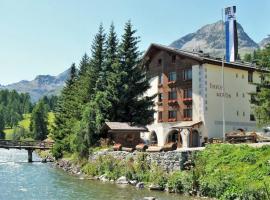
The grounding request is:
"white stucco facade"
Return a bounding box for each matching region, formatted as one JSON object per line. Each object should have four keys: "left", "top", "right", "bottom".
{"left": 143, "top": 62, "right": 261, "bottom": 148}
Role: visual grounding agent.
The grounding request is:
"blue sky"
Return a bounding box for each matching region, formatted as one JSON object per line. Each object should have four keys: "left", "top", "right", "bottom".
{"left": 0, "top": 0, "right": 269, "bottom": 85}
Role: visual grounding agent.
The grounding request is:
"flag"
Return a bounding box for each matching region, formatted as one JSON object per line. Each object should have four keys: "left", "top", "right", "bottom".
{"left": 225, "top": 6, "right": 238, "bottom": 62}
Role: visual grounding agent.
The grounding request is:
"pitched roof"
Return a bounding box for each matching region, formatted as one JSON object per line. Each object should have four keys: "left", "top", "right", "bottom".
{"left": 105, "top": 122, "right": 148, "bottom": 132}
{"left": 143, "top": 43, "right": 269, "bottom": 72}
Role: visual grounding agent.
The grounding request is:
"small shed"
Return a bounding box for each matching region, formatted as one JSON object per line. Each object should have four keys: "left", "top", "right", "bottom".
{"left": 104, "top": 122, "right": 148, "bottom": 148}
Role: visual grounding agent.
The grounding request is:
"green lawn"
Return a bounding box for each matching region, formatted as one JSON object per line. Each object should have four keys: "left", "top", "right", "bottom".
{"left": 3, "top": 112, "right": 55, "bottom": 140}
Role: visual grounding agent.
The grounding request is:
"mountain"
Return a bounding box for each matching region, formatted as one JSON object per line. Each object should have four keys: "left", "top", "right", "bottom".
{"left": 259, "top": 35, "right": 270, "bottom": 49}
{"left": 170, "top": 21, "right": 259, "bottom": 58}
{"left": 0, "top": 68, "right": 71, "bottom": 102}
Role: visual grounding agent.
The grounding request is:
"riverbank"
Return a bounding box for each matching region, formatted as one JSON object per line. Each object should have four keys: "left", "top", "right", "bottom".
{"left": 1, "top": 149, "right": 195, "bottom": 200}
{"left": 53, "top": 144, "right": 270, "bottom": 200}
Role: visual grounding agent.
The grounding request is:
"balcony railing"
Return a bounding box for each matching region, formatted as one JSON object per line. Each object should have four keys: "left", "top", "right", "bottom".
{"left": 183, "top": 117, "right": 192, "bottom": 121}
{"left": 168, "top": 118, "right": 177, "bottom": 122}
{"left": 183, "top": 97, "right": 192, "bottom": 101}
{"left": 168, "top": 99, "right": 178, "bottom": 105}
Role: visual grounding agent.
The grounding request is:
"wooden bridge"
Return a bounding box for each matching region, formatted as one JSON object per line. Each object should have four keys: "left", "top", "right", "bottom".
{"left": 0, "top": 139, "right": 53, "bottom": 162}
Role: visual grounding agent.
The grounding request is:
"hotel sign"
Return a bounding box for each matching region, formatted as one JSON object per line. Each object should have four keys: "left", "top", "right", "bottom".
{"left": 209, "top": 83, "right": 231, "bottom": 98}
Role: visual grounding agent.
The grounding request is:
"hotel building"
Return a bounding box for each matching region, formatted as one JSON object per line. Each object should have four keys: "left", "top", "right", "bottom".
{"left": 142, "top": 44, "right": 264, "bottom": 148}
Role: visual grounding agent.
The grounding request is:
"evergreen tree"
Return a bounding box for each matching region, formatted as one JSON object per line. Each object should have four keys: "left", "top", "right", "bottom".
{"left": 251, "top": 44, "right": 270, "bottom": 127}
{"left": 52, "top": 63, "right": 79, "bottom": 156}
{"left": 30, "top": 100, "right": 48, "bottom": 140}
{"left": 0, "top": 107, "right": 5, "bottom": 133}
{"left": 91, "top": 24, "right": 106, "bottom": 93}
{"left": 107, "top": 20, "right": 155, "bottom": 125}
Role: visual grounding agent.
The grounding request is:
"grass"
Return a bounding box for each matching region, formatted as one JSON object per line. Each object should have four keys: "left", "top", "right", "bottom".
{"left": 3, "top": 112, "right": 55, "bottom": 140}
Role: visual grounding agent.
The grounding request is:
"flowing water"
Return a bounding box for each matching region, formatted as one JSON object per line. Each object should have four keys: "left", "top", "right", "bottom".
{"left": 0, "top": 149, "right": 200, "bottom": 200}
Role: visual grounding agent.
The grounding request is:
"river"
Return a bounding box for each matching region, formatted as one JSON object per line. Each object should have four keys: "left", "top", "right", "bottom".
{"left": 0, "top": 149, "right": 200, "bottom": 200}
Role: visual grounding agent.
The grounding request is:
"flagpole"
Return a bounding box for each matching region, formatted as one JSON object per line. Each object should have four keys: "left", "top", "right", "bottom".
{"left": 222, "top": 8, "right": 226, "bottom": 141}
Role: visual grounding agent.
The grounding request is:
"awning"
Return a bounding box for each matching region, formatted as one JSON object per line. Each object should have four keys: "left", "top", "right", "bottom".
{"left": 171, "top": 121, "right": 202, "bottom": 129}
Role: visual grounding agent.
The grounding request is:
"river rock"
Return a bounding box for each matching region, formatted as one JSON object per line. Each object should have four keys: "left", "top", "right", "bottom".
{"left": 99, "top": 174, "right": 109, "bottom": 182}
{"left": 149, "top": 184, "right": 163, "bottom": 191}
{"left": 136, "top": 182, "right": 144, "bottom": 189}
{"left": 143, "top": 197, "right": 156, "bottom": 200}
{"left": 116, "top": 176, "right": 129, "bottom": 184}
{"left": 129, "top": 180, "right": 138, "bottom": 186}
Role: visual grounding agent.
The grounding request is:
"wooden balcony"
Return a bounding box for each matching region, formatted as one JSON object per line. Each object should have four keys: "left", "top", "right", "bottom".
{"left": 168, "top": 100, "right": 178, "bottom": 105}
{"left": 183, "top": 117, "right": 192, "bottom": 121}
{"left": 183, "top": 97, "right": 192, "bottom": 104}
{"left": 168, "top": 118, "right": 177, "bottom": 122}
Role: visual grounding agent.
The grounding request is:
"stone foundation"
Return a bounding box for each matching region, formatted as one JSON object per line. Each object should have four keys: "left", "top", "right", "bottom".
{"left": 89, "top": 150, "right": 197, "bottom": 172}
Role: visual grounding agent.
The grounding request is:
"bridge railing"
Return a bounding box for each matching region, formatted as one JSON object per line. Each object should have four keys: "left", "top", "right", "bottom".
{"left": 0, "top": 139, "right": 54, "bottom": 149}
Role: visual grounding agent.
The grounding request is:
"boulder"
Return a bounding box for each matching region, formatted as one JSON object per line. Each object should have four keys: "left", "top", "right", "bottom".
{"left": 99, "top": 174, "right": 109, "bottom": 182}
{"left": 129, "top": 180, "right": 138, "bottom": 186}
{"left": 136, "top": 182, "right": 144, "bottom": 189}
{"left": 143, "top": 197, "right": 156, "bottom": 200}
{"left": 116, "top": 176, "right": 129, "bottom": 184}
{"left": 149, "top": 184, "right": 163, "bottom": 191}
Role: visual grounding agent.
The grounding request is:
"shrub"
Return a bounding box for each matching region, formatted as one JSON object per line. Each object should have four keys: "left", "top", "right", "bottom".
{"left": 134, "top": 153, "right": 151, "bottom": 182}
{"left": 167, "top": 171, "right": 184, "bottom": 193}
{"left": 195, "top": 144, "right": 270, "bottom": 199}
{"left": 82, "top": 162, "right": 98, "bottom": 176}
{"left": 149, "top": 162, "right": 168, "bottom": 189}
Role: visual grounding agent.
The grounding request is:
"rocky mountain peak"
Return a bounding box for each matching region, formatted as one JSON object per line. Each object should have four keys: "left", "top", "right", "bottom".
{"left": 170, "top": 20, "right": 259, "bottom": 58}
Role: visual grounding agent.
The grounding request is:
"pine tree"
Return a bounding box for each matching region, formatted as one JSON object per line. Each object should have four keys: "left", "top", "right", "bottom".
{"left": 30, "top": 100, "right": 48, "bottom": 140}
{"left": 91, "top": 24, "right": 106, "bottom": 93}
{"left": 52, "top": 63, "right": 79, "bottom": 157}
{"left": 0, "top": 107, "right": 5, "bottom": 133}
{"left": 252, "top": 44, "right": 270, "bottom": 127}
{"left": 78, "top": 53, "right": 90, "bottom": 77}
{"left": 107, "top": 20, "right": 155, "bottom": 125}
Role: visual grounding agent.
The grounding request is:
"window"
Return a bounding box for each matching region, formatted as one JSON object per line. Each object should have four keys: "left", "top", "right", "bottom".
{"left": 236, "top": 73, "right": 238, "bottom": 78}
{"left": 158, "top": 74, "right": 163, "bottom": 84}
{"left": 183, "top": 69, "right": 192, "bottom": 80}
{"left": 168, "top": 110, "right": 177, "bottom": 119}
{"left": 168, "top": 71, "right": 177, "bottom": 82}
{"left": 250, "top": 114, "right": 255, "bottom": 121}
{"left": 184, "top": 108, "right": 192, "bottom": 118}
{"left": 236, "top": 92, "right": 238, "bottom": 97}
{"left": 242, "top": 93, "right": 245, "bottom": 98}
{"left": 158, "top": 93, "right": 163, "bottom": 102}
{"left": 242, "top": 74, "right": 245, "bottom": 79}
{"left": 184, "top": 88, "right": 192, "bottom": 98}
{"left": 168, "top": 90, "right": 177, "bottom": 100}
{"left": 237, "top": 111, "right": 239, "bottom": 116}
{"left": 172, "top": 55, "right": 176, "bottom": 63}
{"left": 248, "top": 71, "right": 253, "bottom": 83}
{"left": 243, "top": 112, "right": 245, "bottom": 117}
{"left": 158, "top": 59, "right": 162, "bottom": 65}
{"left": 158, "top": 112, "right": 162, "bottom": 120}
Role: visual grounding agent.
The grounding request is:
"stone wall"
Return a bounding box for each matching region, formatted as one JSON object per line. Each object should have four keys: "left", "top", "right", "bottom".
{"left": 89, "top": 150, "right": 197, "bottom": 172}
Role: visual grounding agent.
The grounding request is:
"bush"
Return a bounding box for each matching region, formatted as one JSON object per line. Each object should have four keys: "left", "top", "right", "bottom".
{"left": 149, "top": 162, "right": 168, "bottom": 189}
{"left": 167, "top": 171, "right": 184, "bottom": 193}
{"left": 195, "top": 144, "right": 270, "bottom": 199}
{"left": 82, "top": 162, "right": 98, "bottom": 176}
{"left": 134, "top": 153, "right": 151, "bottom": 182}
{"left": 51, "top": 143, "right": 63, "bottom": 159}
